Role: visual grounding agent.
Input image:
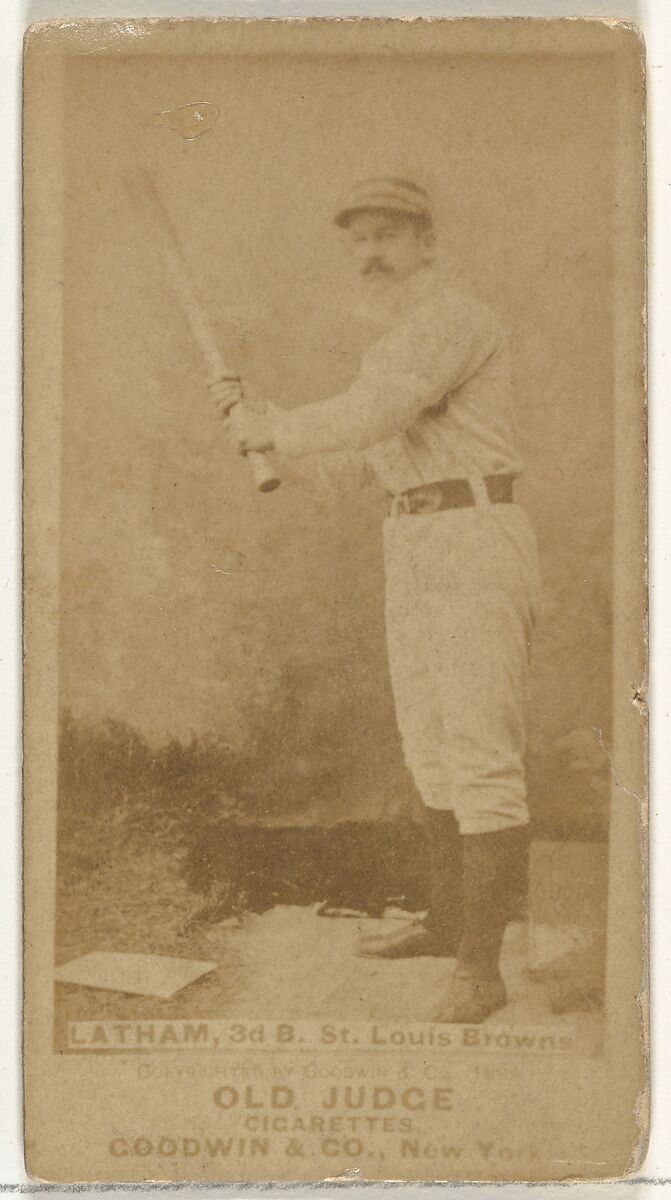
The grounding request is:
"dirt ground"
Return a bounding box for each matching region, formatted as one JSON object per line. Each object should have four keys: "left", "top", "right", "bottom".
{"left": 55, "top": 840, "right": 605, "bottom": 1055}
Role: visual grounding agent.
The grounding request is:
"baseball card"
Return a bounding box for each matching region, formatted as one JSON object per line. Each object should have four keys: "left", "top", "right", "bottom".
{"left": 22, "top": 17, "right": 647, "bottom": 1182}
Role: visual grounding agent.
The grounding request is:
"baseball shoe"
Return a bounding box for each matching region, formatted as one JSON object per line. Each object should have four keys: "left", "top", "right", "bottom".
{"left": 357, "top": 921, "right": 451, "bottom": 959}
{"left": 434, "top": 969, "right": 507, "bottom": 1023}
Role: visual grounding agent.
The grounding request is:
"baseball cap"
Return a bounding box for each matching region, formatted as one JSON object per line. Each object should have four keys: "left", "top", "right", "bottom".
{"left": 334, "top": 177, "right": 432, "bottom": 228}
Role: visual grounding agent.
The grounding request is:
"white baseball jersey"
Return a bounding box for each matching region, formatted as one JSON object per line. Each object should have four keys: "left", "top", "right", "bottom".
{"left": 273, "top": 265, "right": 524, "bottom": 495}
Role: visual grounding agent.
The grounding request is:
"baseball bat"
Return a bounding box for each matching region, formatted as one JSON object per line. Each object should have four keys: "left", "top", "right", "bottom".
{"left": 130, "top": 169, "right": 280, "bottom": 493}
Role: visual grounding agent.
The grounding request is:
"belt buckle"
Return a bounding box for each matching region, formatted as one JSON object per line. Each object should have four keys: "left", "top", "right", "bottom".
{"left": 410, "top": 483, "right": 444, "bottom": 515}
{"left": 396, "top": 493, "right": 411, "bottom": 516}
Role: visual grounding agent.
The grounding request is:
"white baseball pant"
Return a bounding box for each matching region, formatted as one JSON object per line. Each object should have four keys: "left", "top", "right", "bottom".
{"left": 383, "top": 499, "right": 540, "bottom": 835}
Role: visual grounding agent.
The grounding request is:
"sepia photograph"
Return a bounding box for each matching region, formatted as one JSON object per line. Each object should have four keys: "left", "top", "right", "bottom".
{"left": 23, "top": 17, "right": 646, "bottom": 1182}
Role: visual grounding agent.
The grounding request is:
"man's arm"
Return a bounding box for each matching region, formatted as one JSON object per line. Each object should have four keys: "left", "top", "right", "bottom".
{"left": 209, "top": 378, "right": 373, "bottom": 492}
{"left": 272, "top": 294, "right": 499, "bottom": 458}
{"left": 215, "top": 292, "right": 499, "bottom": 459}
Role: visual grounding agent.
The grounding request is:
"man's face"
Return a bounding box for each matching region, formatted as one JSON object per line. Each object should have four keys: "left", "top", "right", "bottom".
{"left": 346, "top": 210, "right": 431, "bottom": 290}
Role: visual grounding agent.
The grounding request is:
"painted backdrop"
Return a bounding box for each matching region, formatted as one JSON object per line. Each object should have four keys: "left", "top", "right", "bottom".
{"left": 60, "top": 49, "right": 615, "bottom": 834}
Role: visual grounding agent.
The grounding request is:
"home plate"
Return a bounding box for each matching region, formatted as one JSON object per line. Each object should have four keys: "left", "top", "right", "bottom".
{"left": 55, "top": 952, "right": 217, "bottom": 998}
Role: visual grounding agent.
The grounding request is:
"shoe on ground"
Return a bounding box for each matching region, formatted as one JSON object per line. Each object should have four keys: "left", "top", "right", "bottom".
{"left": 434, "top": 969, "right": 507, "bottom": 1023}
{"left": 357, "top": 921, "right": 453, "bottom": 959}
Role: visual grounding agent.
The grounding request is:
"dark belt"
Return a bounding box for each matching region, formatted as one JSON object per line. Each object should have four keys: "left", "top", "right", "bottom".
{"left": 390, "top": 475, "right": 514, "bottom": 515}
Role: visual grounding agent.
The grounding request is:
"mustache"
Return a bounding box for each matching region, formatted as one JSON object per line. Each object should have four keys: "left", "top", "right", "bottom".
{"left": 362, "top": 259, "right": 394, "bottom": 276}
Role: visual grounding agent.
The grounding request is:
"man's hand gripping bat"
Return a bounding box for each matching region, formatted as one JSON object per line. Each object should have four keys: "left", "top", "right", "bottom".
{"left": 132, "top": 170, "right": 280, "bottom": 493}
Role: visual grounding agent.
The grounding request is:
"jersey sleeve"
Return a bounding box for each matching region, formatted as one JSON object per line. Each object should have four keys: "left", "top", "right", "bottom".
{"left": 272, "top": 292, "right": 500, "bottom": 458}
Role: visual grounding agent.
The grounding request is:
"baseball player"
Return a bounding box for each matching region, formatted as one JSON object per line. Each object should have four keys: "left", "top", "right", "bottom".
{"left": 209, "top": 178, "right": 540, "bottom": 1024}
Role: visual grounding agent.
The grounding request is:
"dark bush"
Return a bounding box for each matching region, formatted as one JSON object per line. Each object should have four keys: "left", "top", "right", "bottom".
{"left": 57, "top": 704, "right": 432, "bottom": 922}
{"left": 58, "top": 681, "right": 609, "bottom": 930}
